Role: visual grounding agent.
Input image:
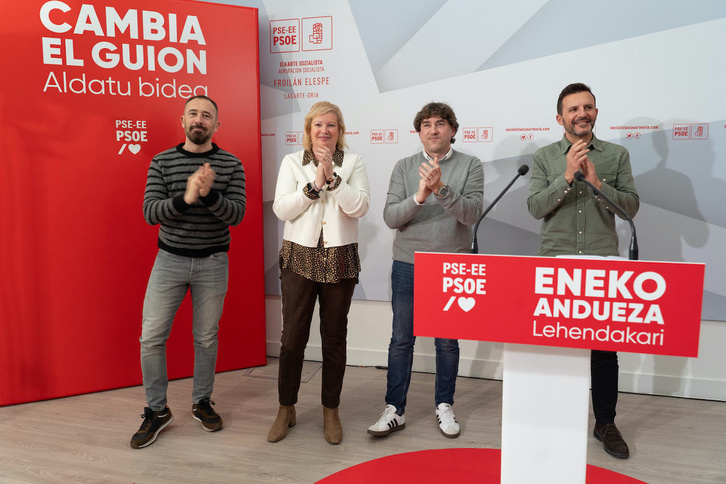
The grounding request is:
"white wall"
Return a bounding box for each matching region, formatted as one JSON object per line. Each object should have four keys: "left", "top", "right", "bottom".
{"left": 266, "top": 296, "right": 726, "bottom": 401}
{"left": 242, "top": 0, "right": 726, "bottom": 402}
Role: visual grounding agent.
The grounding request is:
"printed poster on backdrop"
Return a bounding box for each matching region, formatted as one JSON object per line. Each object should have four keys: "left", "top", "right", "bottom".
{"left": 414, "top": 253, "right": 705, "bottom": 357}
{"left": 1, "top": 0, "right": 265, "bottom": 406}
{"left": 255, "top": 2, "right": 726, "bottom": 324}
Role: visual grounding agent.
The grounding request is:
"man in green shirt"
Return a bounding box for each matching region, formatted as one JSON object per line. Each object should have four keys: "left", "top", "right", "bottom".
{"left": 527, "top": 83, "right": 639, "bottom": 459}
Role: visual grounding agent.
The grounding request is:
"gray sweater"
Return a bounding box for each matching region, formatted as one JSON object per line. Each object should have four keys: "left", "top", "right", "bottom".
{"left": 384, "top": 149, "right": 484, "bottom": 263}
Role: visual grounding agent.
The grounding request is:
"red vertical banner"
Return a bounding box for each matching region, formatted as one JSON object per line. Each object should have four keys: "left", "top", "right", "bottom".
{"left": 0, "top": 0, "right": 265, "bottom": 406}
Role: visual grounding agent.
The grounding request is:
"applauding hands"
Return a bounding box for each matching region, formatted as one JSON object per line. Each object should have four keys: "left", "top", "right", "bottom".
{"left": 415, "top": 156, "right": 445, "bottom": 203}
{"left": 184, "top": 163, "right": 216, "bottom": 204}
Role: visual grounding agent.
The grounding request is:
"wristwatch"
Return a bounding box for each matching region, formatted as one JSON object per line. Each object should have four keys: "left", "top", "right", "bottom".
{"left": 436, "top": 185, "right": 449, "bottom": 197}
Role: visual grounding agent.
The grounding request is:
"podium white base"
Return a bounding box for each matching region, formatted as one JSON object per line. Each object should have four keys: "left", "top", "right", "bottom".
{"left": 501, "top": 344, "right": 590, "bottom": 484}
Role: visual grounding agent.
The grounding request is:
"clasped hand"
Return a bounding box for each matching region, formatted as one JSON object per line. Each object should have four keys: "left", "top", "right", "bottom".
{"left": 313, "top": 146, "right": 335, "bottom": 190}
{"left": 184, "top": 163, "right": 216, "bottom": 204}
{"left": 415, "top": 157, "right": 443, "bottom": 203}
{"left": 565, "top": 140, "right": 601, "bottom": 189}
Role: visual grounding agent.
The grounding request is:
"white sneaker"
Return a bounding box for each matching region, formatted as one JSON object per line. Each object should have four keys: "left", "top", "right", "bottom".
{"left": 367, "top": 404, "right": 406, "bottom": 436}
{"left": 436, "top": 403, "right": 460, "bottom": 438}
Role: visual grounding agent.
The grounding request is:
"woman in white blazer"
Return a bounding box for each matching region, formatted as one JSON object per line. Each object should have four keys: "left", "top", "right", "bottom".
{"left": 268, "top": 101, "right": 370, "bottom": 445}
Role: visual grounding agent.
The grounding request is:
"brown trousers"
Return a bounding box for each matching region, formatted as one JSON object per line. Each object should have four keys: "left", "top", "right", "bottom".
{"left": 278, "top": 269, "right": 357, "bottom": 408}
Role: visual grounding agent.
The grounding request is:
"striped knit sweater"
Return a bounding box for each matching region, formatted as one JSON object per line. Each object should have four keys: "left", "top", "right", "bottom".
{"left": 143, "top": 143, "right": 246, "bottom": 257}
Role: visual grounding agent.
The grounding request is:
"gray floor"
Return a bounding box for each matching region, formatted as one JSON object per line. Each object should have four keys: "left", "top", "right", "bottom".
{"left": 2, "top": 358, "right": 726, "bottom": 483}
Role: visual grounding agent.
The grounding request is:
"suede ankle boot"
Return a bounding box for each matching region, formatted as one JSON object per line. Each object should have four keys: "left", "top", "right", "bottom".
{"left": 323, "top": 406, "right": 343, "bottom": 445}
{"left": 268, "top": 405, "right": 296, "bottom": 443}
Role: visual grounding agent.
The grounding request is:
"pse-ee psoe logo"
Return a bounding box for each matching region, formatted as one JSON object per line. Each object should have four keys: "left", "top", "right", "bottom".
{"left": 271, "top": 16, "right": 333, "bottom": 53}
{"left": 116, "top": 119, "right": 148, "bottom": 155}
{"left": 462, "top": 127, "right": 493, "bottom": 143}
{"left": 285, "top": 131, "right": 304, "bottom": 145}
{"left": 441, "top": 261, "right": 486, "bottom": 313}
{"left": 673, "top": 123, "right": 709, "bottom": 141}
{"left": 370, "top": 129, "right": 398, "bottom": 144}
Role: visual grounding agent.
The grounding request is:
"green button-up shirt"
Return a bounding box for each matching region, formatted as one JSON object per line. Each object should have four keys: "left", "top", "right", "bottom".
{"left": 527, "top": 135, "right": 639, "bottom": 257}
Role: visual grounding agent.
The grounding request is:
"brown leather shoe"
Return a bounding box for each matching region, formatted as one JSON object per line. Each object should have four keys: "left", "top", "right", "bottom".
{"left": 268, "top": 405, "right": 296, "bottom": 443}
{"left": 593, "top": 423, "right": 630, "bottom": 459}
{"left": 323, "top": 406, "right": 343, "bottom": 445}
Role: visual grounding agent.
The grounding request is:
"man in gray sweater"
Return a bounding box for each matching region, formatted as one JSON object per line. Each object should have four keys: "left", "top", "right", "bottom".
{"left": 130, "top": 96, "right": 246, "bottom": 449}
{"left": 368, "top": 102, "right": 483, "bottom": 439}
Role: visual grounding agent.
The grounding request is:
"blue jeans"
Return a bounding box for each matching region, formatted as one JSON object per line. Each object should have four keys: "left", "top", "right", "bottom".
{"left": 140, "top": 250, "right": 229, "bottom": 410}
{"left": 385, "top": 260, "right": 459, "bottom": 414}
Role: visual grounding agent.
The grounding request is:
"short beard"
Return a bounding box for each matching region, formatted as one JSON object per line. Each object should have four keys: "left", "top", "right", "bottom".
{"left": 187, "top": 127, "right": 211, "bottom": 145}
{"left": 566, "top": 119, "right": 595, "bottom": 137}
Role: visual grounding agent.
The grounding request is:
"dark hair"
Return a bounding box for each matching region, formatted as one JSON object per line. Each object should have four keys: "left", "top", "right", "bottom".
{"left": 557, "top": 83, "right": 595, "bottom": 115}
{"left": 185, "top": 95, "right": 219, "bottom": 117}
{"left": 413, "top": 102, "right": 459, "bottom": 144}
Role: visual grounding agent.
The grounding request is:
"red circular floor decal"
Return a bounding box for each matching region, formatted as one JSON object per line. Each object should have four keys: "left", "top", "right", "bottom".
{"left": 317, "top": 448, "right": 645, "bottom": 483}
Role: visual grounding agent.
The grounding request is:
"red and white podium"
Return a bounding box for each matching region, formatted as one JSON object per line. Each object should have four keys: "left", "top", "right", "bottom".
{"left": 414, "top": 253, "right": 705, "bottom": 483}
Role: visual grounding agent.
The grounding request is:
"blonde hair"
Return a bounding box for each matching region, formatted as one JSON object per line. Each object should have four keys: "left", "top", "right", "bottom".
{"left": 303, "top": 101, "right": 347, "bottom": 151}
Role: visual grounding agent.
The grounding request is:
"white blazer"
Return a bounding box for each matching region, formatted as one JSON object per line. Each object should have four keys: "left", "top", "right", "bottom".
{"left": 273, "top": 150, "right": 370, "bottom": 248}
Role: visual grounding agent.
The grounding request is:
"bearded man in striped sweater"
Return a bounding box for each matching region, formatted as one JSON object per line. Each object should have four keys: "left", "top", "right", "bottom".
{"left": 130, "top": 95, "right": 246, "bottom": 449}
